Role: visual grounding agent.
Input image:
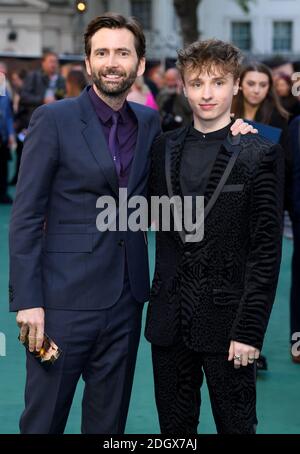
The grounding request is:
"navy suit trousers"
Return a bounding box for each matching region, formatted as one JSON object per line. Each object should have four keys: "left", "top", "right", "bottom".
{"left": 20, "top": 275, "right": 143, "bottom": 434}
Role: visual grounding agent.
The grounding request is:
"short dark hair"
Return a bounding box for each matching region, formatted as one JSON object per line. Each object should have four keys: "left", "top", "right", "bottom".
{"left": 176, "top": 39, "right": 243, "bottom": 82}
{"left": 84, "top": 13, "right": 146, "bottom": 61}
{"left": 42, "top": 51, "right": 58, "bottom": 61}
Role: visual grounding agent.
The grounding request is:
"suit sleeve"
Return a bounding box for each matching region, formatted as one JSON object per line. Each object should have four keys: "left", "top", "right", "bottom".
{"left": 230, "top": 143, "right": 285, "bottom": 350}
{"left": 9, "top": 105, "right": 59, "bottom": 311}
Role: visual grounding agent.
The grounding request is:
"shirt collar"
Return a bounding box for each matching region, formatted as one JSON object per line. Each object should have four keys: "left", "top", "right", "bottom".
{"left": 88, "top": 85, "right": 128, "bottom": 124}
{"left": 189, "top": 120, "right": 233, "bottom": 141}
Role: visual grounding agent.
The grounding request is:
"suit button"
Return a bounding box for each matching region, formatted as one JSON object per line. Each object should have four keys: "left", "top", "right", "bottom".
{"left": 118, "top": 240, "right": 125, "bottom": 247}
{"left": 184, "top": 251, "right": 192, "bottom": 257}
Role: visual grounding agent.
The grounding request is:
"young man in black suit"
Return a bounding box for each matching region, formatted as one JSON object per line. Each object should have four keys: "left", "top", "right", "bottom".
{"left": 145, "top": 39, "right": 285, "bottom": 434}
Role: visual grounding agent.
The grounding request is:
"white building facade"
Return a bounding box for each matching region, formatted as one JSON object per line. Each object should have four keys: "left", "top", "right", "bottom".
{"left": 0, "top": 0, "right": 76, "bottom": 56}
{"left": 0, "top": 0, "right": 300, "bottom": 59}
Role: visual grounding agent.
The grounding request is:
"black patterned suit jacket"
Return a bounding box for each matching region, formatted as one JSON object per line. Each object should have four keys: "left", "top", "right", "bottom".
{"left": 145, "top": 126, "right": 285, "bottom": 353}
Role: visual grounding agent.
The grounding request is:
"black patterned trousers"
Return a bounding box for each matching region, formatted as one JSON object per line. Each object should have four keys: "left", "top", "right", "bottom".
{"left": 152, "top": 339, "right": 258, "bottom": 434}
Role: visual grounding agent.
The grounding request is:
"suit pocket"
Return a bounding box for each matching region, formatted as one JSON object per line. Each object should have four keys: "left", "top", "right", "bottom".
{"left": 222, "top": 184, "right": 244, "bottom": 192}
{"left": 44, "top": 234, "right": 93, "bottom": 253}
{"left": 213, "top": 288, "right": 243, "bottom": 306}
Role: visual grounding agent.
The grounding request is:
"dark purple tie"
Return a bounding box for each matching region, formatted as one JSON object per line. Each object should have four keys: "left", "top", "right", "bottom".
{"left": 109, "top": 111, "right": 121, "bottom": 177}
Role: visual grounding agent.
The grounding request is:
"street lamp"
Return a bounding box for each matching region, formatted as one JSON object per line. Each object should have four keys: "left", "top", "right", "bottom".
{"left": 76, "top": 1, "right": 87, "bottom": 13}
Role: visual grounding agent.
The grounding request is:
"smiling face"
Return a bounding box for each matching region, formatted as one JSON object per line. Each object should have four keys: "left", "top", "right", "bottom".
{"left": 240, "top": 70, "right": 270, "bottom": 107}
{"left": 85, "top": 27, "right": 145, "bottom": 99}
{"left": 183, "top": 65, "right": 239, "bottom": 130}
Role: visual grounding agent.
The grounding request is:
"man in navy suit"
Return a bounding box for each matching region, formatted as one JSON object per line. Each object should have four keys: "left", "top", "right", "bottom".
{"left": 9, "top": 13, "right": 161, "bottom": 434}
{"left": 9, "top": 13, "right": 255, "bottom": 434}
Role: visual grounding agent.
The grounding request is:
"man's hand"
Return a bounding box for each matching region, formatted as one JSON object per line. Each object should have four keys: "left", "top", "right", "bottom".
{"left": 228, "top": 340, "right": 260, "bottom": 369}
{"left": 231, "top": 118, "right": 258, "bottom": 136}
{"left": 16, "top": 308, "right": 45, "bottom": 352}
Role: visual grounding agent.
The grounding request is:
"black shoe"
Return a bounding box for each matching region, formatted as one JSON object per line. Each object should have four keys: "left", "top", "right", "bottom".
{"left": 0, "top": 194, "right": 13, "bottom": 204}
{"left": 256, "top": 355, "right": 268, "bottom": 371}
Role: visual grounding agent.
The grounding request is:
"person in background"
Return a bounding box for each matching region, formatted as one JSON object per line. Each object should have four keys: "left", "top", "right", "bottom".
{"left": 274, "top": 73, "right": 300, "bottom": 123}
{"left": 127, "top": 75, "right": 158, "bottom": 110}
{"left": 0, "top": 62, "right": 13, "bottom": 98}
{"left": 232, "top": 62, "right": 291, "bottom": 210}
{"left": 9, "top": 69, "right": 27, "bottom": 185}
{"left": 65, "top": 69, "right": 87, "bottom": 97}
{"left": 157, "top": 67, "right": 192, "bottom": 131}
{"left": 19, "top": 51, "right": 66, "bottom": 128}
{"left": 232, "top": 62, "right": 292, "bottom": 370}
{"left": 0, "top": 86, "right": 16, "bottom": 204}
{"left": 144, "top": 61, "right": 165, "bottom": 99}
{"left": 10, "top": 69, "right": 27, "bottom": 114}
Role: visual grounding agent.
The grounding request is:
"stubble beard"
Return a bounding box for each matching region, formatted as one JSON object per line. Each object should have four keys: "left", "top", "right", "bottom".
{"left": 92, "top": 65, "right": 139, "bottom": 101}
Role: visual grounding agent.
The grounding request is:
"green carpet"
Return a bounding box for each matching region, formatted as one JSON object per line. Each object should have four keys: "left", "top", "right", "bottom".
{"left": 0, "top": 196, "right": 299, "bottom": 433}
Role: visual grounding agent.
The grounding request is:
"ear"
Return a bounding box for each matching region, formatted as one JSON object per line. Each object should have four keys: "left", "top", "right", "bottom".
{"left": 183, "top": 85, "right": 187, "bottom": 97}
{"left": 137, "top": 57, "right": 146, "bottom": 77}
{"left": 85, "top": 57, "right": 92, "bottom": 77}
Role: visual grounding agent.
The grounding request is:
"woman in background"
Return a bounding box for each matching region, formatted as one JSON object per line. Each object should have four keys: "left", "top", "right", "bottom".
{"left": 65, "top": 69, "right": 87, "bottom": 98}
{"left": 274, "top": 72, "right": 300, "bottom": 123}
{"left": 127, "top": 76, "right": 158, "bottom": 110}
{"left": 232, "top": 63, "right": 291, "bottom": 212}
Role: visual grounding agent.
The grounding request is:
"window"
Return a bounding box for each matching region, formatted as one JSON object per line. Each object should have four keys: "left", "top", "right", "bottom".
{"left": 231, "top": 22, "right": 251, "bottom": 51}
{"left": 131, "top": 0, "right": 152, "bottom": 31}
{"left": 273, "top": 21, "right": 293, "bottom": 52}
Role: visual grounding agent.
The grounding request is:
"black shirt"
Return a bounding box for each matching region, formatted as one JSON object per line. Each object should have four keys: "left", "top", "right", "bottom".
{"left": 180, "top": 122, "right": 232, "bottom": 198}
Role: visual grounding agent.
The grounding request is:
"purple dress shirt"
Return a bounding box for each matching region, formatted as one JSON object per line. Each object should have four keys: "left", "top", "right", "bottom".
{"left": 88, "top": 86, "right": 138, "bottom": 188}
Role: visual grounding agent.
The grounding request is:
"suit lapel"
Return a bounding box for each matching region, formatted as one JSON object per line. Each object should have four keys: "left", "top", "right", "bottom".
{"left": 203, "top": 134, "right": 241, "bottom": 213}
{"left": 165, "top": 127, "right": 189, "bottom": 244}
{"left": 165, "top": 128, "right": 241, "bottom": 244}
{"left": 78, "top": 89, "right": 119, "bottom": 197}
{"left": 203, "top": 134, "right": 241, "bottom": 220}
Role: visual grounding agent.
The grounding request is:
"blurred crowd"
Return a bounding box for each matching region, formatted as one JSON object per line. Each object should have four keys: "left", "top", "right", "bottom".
{"left": 1, "top": 50, "right": 300, "bottom": 367}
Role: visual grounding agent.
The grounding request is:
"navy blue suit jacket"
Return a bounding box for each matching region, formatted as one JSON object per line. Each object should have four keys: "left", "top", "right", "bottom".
{"left": 9, "top": 88, "right": 161, "bottom": 311}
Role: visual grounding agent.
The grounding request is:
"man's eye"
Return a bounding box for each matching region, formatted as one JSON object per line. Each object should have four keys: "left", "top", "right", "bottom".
{"left": 216, "top": 81, "right": 224, "bottom": 86}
